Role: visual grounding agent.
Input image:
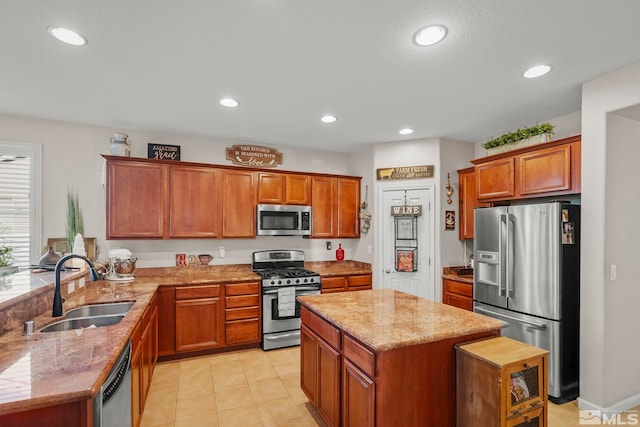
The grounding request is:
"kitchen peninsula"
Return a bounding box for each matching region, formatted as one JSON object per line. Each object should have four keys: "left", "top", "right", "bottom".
{"left": 298, "top": 289, "right": 503, "bottom": 427}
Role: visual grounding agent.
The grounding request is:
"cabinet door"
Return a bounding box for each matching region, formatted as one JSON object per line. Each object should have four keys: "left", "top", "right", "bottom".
{"left": 343, "top": 358, "right": 375, "bottom": 427}
{"left": 476, "top": 158, "right": 515, "bottom": 200}
{"left": 286, "top": 174, "right": 311, "bottom": 205}
{"left": 347, "top": 275, "right": 372, "bottom": 291}
{"left": 505, "top": 357, "right": 546, "bottom": 419}
{"left": 321, "top": 276, "right": 347, "bottom": 293}
{"left": 157, "top": 286, "right": 176, "bottom": 356}
{"left": 131, "top": 340, "right": 142, "bottom": 427}
{"left": 337, "top": 178, "right": 360, "bottom": 238}
{"left": 318, "top": 338, "right": 341, "bottom": 427}
{"left": 168, "top": 165, "right": 221, "bottom": 238}
{"left": 222, "top": 170, "right": 256, "bottom": 237}
{"left": 106, "top": 160, "right": 166, "bottom": 238}
{"left": 312, "top": 176, "right": 337, "bottom": 237}
{"left": 300, "top": 324, "right": 319, "bottom": 404}
{"left": 458, "top": 168, "right": 476, "bottom": 240}
{"left": 257, "top": 172, "right": 285, "bottom": 204}
{"left": 517, "top": 144, "right": 571, "bottom": 196}
{"left": 442, "top": 279, "right": 473, "bottom": 311}
{"left": 175, "top": 298, "right": 222, "bottom": 352}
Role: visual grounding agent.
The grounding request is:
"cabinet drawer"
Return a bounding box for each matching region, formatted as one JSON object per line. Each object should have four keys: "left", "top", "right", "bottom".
{"left": 175, "top": 285, "right": 220, "bottom": 300}
{"left": 301, "top": 307, "right": 340, "bottom": 349}
{"left": 226, "top": 319, "right": 260, "bottom": 344}
{"left": 321, "top": 276, "right": 347, "bottom": 290}
{"left": 444, "top": 279, "right": 472, "bottom": 297}
{"left": 343, "top": 334, "right": 375, "bottom": 378}
{"left": 347, "top": 275, "right": 371, "bottom": 287}
{"left": 226, "top": 294, "right": 259, "bottom": 309}
{"left": 349, "top": 285, "right": 371, "bottom": 292}
{"left": 506, "top": 406, "right": 544, "bottom": 427}
{"left": 225, "top": 306, "right": 260, "bottom": 321}
{"left": 226, "top": 282, "right": 260, "bottom": 296}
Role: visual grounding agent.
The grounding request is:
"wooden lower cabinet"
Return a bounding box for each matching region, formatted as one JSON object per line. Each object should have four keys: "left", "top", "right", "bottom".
{"left": 0, "top": 400, "right": 93, "bottom": 427}
{"left": 456, "top": 336, "right": 549, "bottom": 427}
{"left": 343, "top": 359, "right": 375, "bottom": 427}
{"left": 321, "top": 274, "right": 372, "bottom": 294}
{"left": 442, "top": 278, "right": 473, "bottom": 311}
{"left": 132, "top": 292, "right": 159, "bottom": 427}
{"left": 224, "top": 281, "right": 260, "bottom": 345}
{"left": 175, "top": 285, "right": 223, "bottom": 352}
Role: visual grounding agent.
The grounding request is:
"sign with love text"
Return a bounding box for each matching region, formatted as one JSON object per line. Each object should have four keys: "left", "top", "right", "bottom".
{"left": 226, "top": 145, "right": 283, "bottom": 168}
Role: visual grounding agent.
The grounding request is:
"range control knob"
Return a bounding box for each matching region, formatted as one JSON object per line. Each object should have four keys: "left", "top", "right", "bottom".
{"left": 296, "top": 279, "right": 300, "bottom": 283}
{"left": 303, "top": 278, "right": 308, "bottom": 283}
{"left": 286, "top": 279, "right": 291, "bottom": 284}
{"left": 270, "top": 280, "right": 275, "bottom": 285}
{"left": 277, "top": 280, "right": 282, "bottom": 285}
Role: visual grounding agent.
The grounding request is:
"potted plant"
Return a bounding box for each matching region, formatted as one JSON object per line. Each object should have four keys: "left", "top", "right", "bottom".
{"left": 483, "top": 122, "right": 555, "bottom": 154}
{"left": 66, "top": 189, "right": 84, "bottom": 253}
{"left": 0, "top": 227, "right": 18, "bottom": 276}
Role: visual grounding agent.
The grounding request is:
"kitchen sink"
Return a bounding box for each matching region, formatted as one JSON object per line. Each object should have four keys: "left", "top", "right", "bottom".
{"left": 40, "top": 314, "right": 126, "bottom": 332}
{"left": 65, "top": 301, "right": 135, "bottom": 319}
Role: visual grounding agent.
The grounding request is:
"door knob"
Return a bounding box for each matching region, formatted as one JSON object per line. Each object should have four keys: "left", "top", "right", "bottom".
{"left": 385, "top": 269, "right": 392, "bottom": 273}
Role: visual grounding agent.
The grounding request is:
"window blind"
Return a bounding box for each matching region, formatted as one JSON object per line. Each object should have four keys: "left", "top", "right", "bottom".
{"left": 0, "top": 156, "right": 31, "bottom": 268}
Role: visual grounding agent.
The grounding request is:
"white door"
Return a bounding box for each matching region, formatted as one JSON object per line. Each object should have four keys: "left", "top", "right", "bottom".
{"left": 380, "top": 187, "right": 433, "bottom": 299}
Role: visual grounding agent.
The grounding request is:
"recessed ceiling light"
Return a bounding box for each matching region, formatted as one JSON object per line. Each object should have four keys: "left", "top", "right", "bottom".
{"left": 399, "top": 128, "right": 414, "bottom": 135}
{"left": 413, "top": 25, "right": 448, "bottom": 46}
{"left": 219, "top": 98, "right": 239, "bottom": 107}
{"left": 48, "top": 26, "right": 87, "bottom": 46}
{"left": 523, "top": 65, "right": 552, "bottom": 79}
{"left": 321, "top": 115, "right": 337, "bottom": 123}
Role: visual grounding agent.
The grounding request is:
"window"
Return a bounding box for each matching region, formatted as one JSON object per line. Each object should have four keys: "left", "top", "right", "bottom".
{"left": 0, "top": 141, "right": 42, "bottom": 270}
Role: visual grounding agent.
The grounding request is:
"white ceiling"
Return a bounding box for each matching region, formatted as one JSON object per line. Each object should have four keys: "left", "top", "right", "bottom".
{"left": 1, "top": 1, "right": 640, "bottom": 153}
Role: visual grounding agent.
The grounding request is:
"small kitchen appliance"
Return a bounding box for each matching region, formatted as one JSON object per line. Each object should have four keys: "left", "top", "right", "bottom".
{"left": 252, "top": 250, "right": 321, "bottom": 350}
{"left": 107, "top": 248, "right": 137, "bottom": 281}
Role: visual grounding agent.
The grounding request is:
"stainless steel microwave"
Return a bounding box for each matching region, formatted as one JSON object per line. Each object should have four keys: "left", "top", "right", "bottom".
{"left": 257, "top": 204, "right": 312, "bottom": 236}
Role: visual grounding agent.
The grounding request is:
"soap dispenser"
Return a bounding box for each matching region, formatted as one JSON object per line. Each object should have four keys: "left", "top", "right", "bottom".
{"left": 335, "top": 243, "right": 345, "bottom": 261}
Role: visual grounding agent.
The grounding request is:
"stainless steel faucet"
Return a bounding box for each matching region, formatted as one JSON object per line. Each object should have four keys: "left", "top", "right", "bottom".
{"left": 52, "top": 254, "right": 100, "bottom": 317}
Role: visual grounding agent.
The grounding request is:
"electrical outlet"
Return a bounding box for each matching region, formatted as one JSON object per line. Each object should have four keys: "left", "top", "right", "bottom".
{"left": 68, "top": 281, "right": 75, "bottom": 293}
{"left": 219, "top": 246, "right": 226, "bottom": 258}
{"left": 326, "top": 241, "right": 332, "bottom": 250}
{"left": 367, "top": 245, "right": 372, "bottom": 255}
{"left": 79, "top": 277, "right": 85, "bottom": 288}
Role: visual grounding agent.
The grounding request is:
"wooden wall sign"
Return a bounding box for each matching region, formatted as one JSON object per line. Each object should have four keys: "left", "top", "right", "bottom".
{"left": 148, "top": 143, "right": 181, "bottom": 160}
{"left": 391, "top": 205, "right": 423, "bottom": 216}
{"left": 226, "top": 144, "right": 283, "bottom": 168}
{"left": 377, "top": 165, "right": 434, "bottom": 180}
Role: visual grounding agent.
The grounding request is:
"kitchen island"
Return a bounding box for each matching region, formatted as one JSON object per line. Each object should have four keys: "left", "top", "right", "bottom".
{"left": 298, "top": 288, "right": 503, "bottom": 427}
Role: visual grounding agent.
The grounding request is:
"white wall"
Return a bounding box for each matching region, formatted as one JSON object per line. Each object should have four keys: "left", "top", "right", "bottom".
{"left": 580, "top": 61, "right": 640, "bottom": 411}
{"left": 0, "top": 114, "right": 361, "bottom": 266}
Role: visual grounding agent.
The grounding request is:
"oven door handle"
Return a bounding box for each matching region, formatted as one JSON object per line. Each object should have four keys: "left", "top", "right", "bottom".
{"left": 263, "top": 287, "right": 320, "bottom": 294}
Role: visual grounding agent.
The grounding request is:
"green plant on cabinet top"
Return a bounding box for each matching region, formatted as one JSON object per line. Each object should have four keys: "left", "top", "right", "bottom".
{"left": 482, "top": 122, "right": 555, "bottom": 150}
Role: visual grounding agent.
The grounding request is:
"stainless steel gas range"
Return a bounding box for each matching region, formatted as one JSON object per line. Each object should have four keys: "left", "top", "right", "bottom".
{"left": 252, "top": 250, "right": 321, "bottom": 350}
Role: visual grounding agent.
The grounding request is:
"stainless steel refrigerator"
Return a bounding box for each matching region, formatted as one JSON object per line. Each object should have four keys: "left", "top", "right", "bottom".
{"left": 473, "top": 202, "right": 580, "bottom": 403}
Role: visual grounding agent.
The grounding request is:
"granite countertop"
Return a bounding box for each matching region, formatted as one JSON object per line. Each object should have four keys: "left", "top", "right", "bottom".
{"left": 0, "top": 264, "right": 260, "bottom": 416}
{"left": 298, "top": 289, "right": 503, "bottom": 351}
{"left": 305, "top": 260, "right": 371, "bottom": 277}
{"left": 442, "top": 266, "right": 474, "bottom": 284}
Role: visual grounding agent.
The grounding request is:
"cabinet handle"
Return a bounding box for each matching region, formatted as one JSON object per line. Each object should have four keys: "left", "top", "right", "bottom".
{"left": 523, "top": 415, "right": 530, "bottom": 422}
{"left": 530, "top": 401, "right": 541, "bottom": 408}
{"left": 523, "top": 362, "right": 529, "bottom": 368}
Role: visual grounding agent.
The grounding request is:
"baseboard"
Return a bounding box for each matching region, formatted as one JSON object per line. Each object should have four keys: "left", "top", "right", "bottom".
{"left": 578, "top": 393, "right": 640, "bottom": 416}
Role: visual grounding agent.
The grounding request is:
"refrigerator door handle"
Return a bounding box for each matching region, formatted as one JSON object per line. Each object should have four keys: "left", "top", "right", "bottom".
{"left": 475, "top": 306, "right": 547, "bottom": 330}
{"left": 499, "top": 213, "right": 508, "bottom": 297}
{"left": 507, "top": 213, "right": 515, "bottom": 298}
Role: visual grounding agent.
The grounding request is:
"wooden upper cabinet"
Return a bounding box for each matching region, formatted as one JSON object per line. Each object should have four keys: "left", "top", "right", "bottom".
{"left": 311, "top": 176, "right": 337, "bottom": 237}
{"left": 257, "top": 172, "right": 311, "bottom": 205}
{"left": 286, "top": 174, "right": 311, "bottom": 205}
{"left": 222, "top": 169, "right": 256, "bottom": 237}
{"left": 168, "top": 166, "right": 221, "bottom": 238}
{"left": 106, "top": 159, "right": 166, "bottom": 239}
{"left": 458, "top": 167, "right": 476, "bottom": 240}
{"left": 476, "top": 158, "right": 515, "bottom": 201}
{"left": 337, "top": 178, "right": 360, "bottom": 238}
{"left": 472, "top": 135, "right": 581, "bottom": 202}
{"left": 517, "top": 144, "right": 571, "bottom": 196}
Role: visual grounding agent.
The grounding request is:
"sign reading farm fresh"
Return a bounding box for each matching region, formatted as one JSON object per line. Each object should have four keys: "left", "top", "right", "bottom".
{"left": 376, "top": 165, "right": 434, "bottom": 180}
{"left": 226, "top": 145, "right": 283, "bottom": 168}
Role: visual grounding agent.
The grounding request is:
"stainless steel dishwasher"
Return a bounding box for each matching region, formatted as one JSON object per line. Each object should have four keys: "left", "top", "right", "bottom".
{"left": 94, "top": 340, "right": 132, "bottom": 427}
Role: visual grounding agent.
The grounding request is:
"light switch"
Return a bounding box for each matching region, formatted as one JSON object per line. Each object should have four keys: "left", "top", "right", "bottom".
{"left": 219, "top": 246, "right": 225, "bottom": 258}
{"left": 610, "top": 264, "right": 617, "bottom": 281}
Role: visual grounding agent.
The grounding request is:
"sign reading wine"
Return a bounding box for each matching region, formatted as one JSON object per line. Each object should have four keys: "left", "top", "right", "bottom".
{"left": 226, "top": 145, "right": 283, "bottom": 168}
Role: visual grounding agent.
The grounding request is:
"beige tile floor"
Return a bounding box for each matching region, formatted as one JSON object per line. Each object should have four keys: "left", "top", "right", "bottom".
{"left": 142, "top": 346, "right": 638, "bottom": 427}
